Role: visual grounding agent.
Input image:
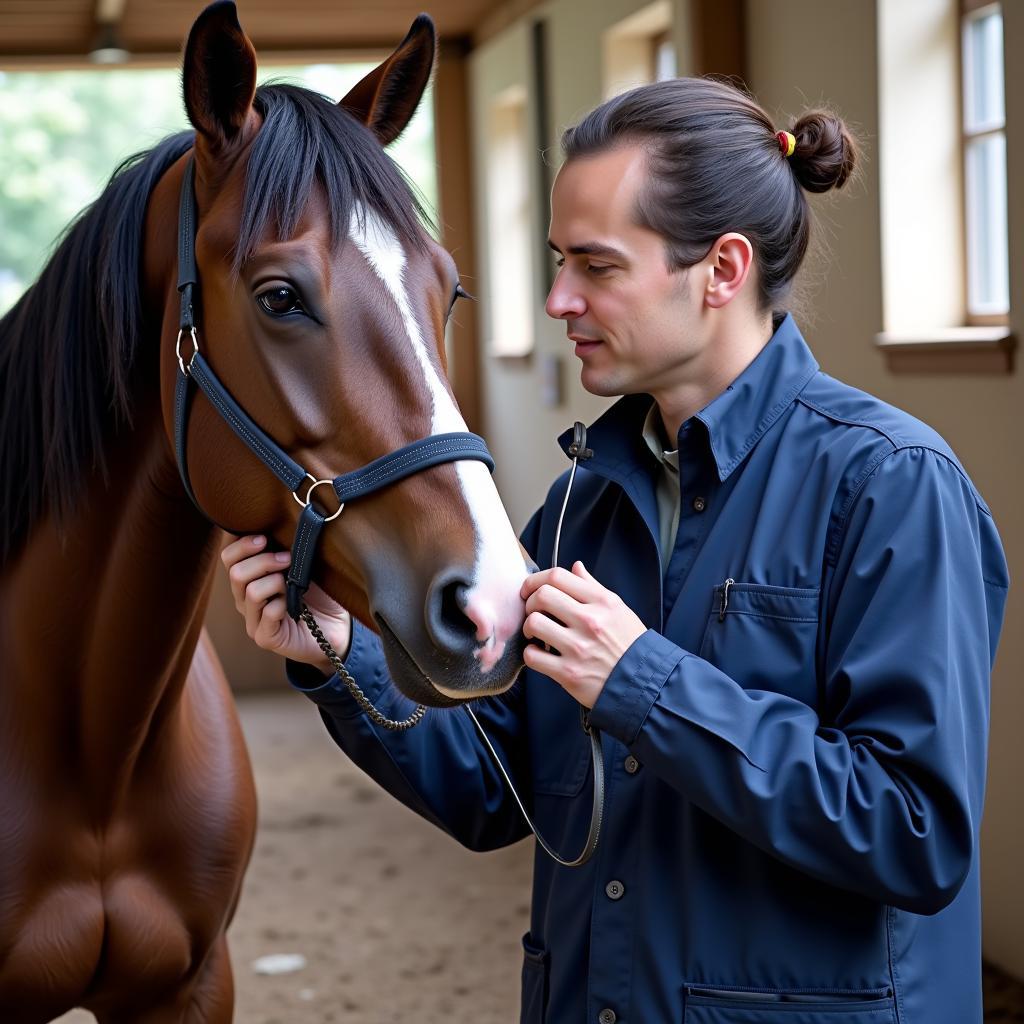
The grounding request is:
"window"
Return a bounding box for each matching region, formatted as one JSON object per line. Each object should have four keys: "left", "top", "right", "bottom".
{"left": 874, "top": 0, "right": 1014, "bottom": 373}
{"left": 485, "top": 85, "right": 534, "bottom": 358}
{"left": 961, "top": 1, "right": 1009, "bottom": 321}
{"left": 652, "top": 28, "right": 678, "bottom": 83}
{"left": 602, "top": 1, "right": 675, "bottom": 101}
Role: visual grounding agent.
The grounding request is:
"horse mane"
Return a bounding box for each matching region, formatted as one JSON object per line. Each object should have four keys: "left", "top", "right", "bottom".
{"left": 0, "top": 131, "right": 194, "bottom": 565}
{"left": 0, "top": 82, "right": 428, "bottom": 565}
{"left": 243, "top": 83, "right": 430, "bottom": 269}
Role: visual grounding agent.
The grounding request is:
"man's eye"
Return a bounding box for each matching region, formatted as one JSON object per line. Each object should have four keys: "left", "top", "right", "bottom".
{"left": 552, "top": 258, "right": 611, "bottom": 275}
{"left": 257, "top": 287, "right": 304, "bottom": 317}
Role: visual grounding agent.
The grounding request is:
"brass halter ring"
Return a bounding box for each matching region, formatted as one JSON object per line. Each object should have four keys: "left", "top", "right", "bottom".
{"left": 291, "top": 472, "right": 345, "bottom": 522}
{"left": 175, "top": 326, "right": 199, "bottom": 376}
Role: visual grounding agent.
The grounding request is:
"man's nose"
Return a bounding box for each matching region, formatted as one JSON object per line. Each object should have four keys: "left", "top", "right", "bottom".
{"left": 545, "top": 272, "right": 586, "bottom": 320}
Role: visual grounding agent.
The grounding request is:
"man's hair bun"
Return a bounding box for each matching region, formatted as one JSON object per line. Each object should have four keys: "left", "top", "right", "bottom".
{"left": 788, "top": 110, "right": 859, "bottom": 193}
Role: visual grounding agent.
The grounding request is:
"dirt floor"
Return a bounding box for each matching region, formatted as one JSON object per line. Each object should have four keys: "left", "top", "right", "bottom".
{"left": 57, "top": 688, "right": 534, "bottom": 1024}
{"left": 52, "top": 687, "right": 1024, "bottom": 1024}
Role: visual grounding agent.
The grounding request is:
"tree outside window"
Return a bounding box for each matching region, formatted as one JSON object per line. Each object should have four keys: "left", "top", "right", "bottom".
{"left": 0, "top": 64, "right": 436, "bottom": 317}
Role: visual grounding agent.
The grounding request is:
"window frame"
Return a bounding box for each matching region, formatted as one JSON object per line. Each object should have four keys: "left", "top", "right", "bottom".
{"left": 873, "top": 0, "right": 1015, "bottom": 374}
{"left": 959, "top": 0, "right": 1009, "bottom": 326}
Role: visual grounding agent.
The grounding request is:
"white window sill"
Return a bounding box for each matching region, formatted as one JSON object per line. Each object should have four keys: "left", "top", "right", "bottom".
{"left": 874, "top": 326, "right": 1015, "bottom": 373}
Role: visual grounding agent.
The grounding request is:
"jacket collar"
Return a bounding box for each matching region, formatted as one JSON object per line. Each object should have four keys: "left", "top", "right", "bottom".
{"left": 557, "top": 312, "right": 820, "bottom": 483}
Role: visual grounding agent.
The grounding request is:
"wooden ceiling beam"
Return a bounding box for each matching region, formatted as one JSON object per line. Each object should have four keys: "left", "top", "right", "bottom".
{"left": 0, "top": 0, "right": 502, "bottom": 61}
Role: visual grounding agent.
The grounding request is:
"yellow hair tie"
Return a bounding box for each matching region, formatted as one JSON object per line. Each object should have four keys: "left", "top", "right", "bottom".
{"left": 776, "top": 130, "right": 796, "bottom": 158}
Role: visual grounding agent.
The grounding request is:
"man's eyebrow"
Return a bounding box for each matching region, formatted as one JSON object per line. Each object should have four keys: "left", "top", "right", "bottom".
{"left": 547, "top": 239, "right": 629, "bottom": 262}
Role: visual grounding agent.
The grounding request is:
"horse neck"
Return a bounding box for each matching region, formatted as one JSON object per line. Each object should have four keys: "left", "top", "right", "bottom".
{"left": 0, "top": 383, "right": 220, "bottom": 806}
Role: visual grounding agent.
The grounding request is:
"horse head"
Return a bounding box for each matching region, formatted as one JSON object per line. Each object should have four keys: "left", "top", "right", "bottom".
{"left": 155, "top": 1, "right": 530, "bottom": 706}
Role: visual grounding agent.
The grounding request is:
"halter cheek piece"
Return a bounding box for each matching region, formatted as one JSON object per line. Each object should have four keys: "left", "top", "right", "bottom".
{"left": 173, "top": 156, "right": 494, "bottom": 622}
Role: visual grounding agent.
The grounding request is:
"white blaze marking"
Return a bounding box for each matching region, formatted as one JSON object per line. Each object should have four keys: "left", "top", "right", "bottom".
{"left": 349, "top": 208, "right": 527, "bottom": 687}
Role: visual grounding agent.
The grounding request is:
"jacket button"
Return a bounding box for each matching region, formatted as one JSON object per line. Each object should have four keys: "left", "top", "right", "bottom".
{"left": 692, "top": 495, "right": 706, "bottom": 512}
{"left": 599, "top": 1010, "right": 617, "bottom": 1024}
{"left": 605, "top": 879, "right": 625, "bottom": 900}
{"left": 624, "top": 755, "right": 640, "bottom": 774}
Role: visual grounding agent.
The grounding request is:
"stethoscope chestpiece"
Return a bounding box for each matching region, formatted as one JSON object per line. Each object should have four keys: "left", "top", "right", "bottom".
{"left": 567, "top": 421, "right": 593, "bottom": 462}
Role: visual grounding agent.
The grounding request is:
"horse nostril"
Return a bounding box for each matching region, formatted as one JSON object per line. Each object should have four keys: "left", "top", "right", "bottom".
{"left": 442, "top": 579, "right": 473, "bottom": 633}
{"left": 426, "top": 572, "right": 479, "bottom": 653}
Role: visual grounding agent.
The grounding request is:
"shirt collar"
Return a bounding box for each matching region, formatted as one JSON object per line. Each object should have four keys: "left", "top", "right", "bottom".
{"left": 695, "top": 312, "right": 819, "bottom": 480}
{"left": 557, "top": 313, "right": 819, "bottom": 483}
{"left": 641, "top": 404, "right": 679, "bottom": 474}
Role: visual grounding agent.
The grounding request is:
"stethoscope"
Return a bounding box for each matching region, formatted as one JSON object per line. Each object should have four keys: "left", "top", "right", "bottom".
{"left": 300, "top": 420, "right": 607, "bottom": 868}
{"left": 465, "top": 423, "right": 605, "bottom": 868}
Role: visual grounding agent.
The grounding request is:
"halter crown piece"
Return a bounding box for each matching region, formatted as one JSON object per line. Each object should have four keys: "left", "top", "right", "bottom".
{"left": 776, "top": 130, "right": 797, "bottom": 158}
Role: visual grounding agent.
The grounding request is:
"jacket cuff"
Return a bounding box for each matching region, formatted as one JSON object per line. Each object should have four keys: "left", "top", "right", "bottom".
{"left": 588, "top": 629, "right": 686, "bottom": 745}
{"left": 285, "top": 620, "right": 389, "bottom": 719}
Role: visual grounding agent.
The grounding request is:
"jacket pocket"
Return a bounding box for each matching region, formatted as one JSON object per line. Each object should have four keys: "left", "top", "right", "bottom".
{"left": 698, "top": 582, "right": 820, "bottom": 705}
{"left": 520, "top": 932, "right": 549, "bottom": 1023}
{"left": 684, "top": 986, "right": 896, "bottom": 1023}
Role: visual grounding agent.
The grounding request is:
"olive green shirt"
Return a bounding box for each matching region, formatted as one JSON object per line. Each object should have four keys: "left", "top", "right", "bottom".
{"left": 641, "top": 403, "right": 681, "bottom": 566}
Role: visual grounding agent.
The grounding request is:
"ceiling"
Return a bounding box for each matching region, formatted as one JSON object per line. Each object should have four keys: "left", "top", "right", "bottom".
{"left": 0, "top": 0, "right": 508, "bottom": 63}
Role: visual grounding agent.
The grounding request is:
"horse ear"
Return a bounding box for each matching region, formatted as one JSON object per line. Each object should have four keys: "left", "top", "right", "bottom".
{"left": 182, "top": 0, "right": 258, "bottom": 151}
{"left": 339, "top": 14, "right": 436, "bottom": 147}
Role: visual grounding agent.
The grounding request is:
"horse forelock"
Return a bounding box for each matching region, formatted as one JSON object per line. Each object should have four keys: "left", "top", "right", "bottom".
{"left": 235, "top": 83, "right": 430, "bottom": 274}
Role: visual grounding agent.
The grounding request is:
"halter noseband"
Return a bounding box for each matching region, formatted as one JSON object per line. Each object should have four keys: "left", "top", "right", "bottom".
{"left": 173, "top": 156, "right": 494, "bottom": 620}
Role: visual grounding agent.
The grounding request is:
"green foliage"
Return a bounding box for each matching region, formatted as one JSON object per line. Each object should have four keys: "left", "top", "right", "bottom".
{"left": 0, "top": 64, "right": 438, "bottom": 315}
{"left": 0, "top": 69, "right": 190, "bottom": 312}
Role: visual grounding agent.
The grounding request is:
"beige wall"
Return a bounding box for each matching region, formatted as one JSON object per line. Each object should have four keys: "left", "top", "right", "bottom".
{"left": 469, "top": 0, "right": 1023, "bottom": 978}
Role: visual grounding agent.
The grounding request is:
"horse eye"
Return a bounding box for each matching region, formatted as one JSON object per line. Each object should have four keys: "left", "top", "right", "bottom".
{"left": 447, "top": 282, "right": 473, "bottom": 319}
{"left": 257, "top": 286, "right": 303, "bottom": 317}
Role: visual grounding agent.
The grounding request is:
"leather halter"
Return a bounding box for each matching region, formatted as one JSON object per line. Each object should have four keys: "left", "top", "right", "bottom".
{"left": 173, "top": 157, "right": 604, "bottom": 865}
{"left": 173, "top": 156, "right": 494, "bottom": 619}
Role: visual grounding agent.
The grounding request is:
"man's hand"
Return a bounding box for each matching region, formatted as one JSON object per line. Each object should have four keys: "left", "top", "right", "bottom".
{"left": 520, "top": 562, "right": 646, "bottom": 708}
{"left": 221, "top": 535, "right": 352, "bottom": 677}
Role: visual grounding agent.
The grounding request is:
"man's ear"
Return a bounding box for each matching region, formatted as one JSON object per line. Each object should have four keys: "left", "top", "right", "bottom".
{"left": 703, "top": 233, "right": 755, "bottom": 309}
{"left": 339, "top": 14, "right": 435, "bottom": 147}
{"left": 182, "top": 0, "right": 258, "bottom": 154}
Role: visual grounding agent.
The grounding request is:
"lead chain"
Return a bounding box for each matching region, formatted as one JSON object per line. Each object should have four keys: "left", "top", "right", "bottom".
{"left": 299, "top": 605, "right": 427, "bottom": 731}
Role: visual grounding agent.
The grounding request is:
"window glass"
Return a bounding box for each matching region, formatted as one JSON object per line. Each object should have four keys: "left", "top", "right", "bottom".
{"left": 961, "top": 4, "right": 1008, "bottom": 316}
{"left": 965, "top": 133, "right": 1009, "bottom": 313}
{"left": 485, "top": 86, "right": 534, "bottom": 357}
{"left": 963, "top": 8, "right": 1004, "bottom": 130}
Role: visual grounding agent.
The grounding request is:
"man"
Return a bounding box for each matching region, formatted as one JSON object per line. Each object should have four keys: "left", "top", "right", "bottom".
{"left": 224, "top": 78, "right": 1008, "bottom": 1023}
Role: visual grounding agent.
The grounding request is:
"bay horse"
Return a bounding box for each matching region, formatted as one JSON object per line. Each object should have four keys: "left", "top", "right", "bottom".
{"left": 0, "top": 2, "right": 529, "bottom": 1019}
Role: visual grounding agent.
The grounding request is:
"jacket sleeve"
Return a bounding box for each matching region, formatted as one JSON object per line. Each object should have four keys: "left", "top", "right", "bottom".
{"left": 588, "top": 446, "right": 1009, "bottom": 914}
{"left": 285, "top": 506, "right": 546, "bottom": 852}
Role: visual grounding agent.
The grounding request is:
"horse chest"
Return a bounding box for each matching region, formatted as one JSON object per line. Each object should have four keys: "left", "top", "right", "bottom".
{"left": 0, "top": 863, "right": 195, "bottom": 1016}
{"left": 0, "top": 690, "right": 254, "bottom": 1016}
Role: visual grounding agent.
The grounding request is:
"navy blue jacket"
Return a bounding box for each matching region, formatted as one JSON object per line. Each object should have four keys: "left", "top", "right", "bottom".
{"left": 289, "top": 314, "right": 1009, "bottom": 1023}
